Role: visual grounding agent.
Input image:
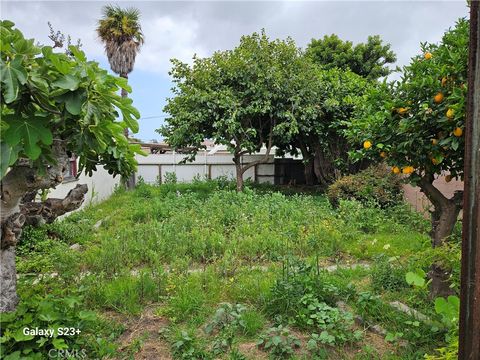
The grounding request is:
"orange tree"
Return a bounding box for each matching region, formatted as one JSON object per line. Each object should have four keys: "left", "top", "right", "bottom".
{"left": 346, "top": 18, "right": 469, "bottom": 297}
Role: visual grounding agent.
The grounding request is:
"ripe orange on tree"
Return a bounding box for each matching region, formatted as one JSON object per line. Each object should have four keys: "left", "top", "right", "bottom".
{"left": 380, "top": 151, "right": 387, "bottom": 158}
{"left": 424, "top": 52, "right": 432, "bottom": 60}
{"left": 363, "top": 140, "right": 372, "bottom": 149}
{"left": 453, "top": 127, "right": 463, "bottom": 137}
{"left": 392, "top": 166, "right": 400, "bottom": 174}
{"left": 434, "top": 92, "right": 444, "bottom": 103}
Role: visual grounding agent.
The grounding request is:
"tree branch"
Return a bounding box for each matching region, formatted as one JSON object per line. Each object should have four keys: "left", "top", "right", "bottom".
{"left": 21, "top": 184, "right": 88, "bottom": 227}
{"left": 418, "top": 174, "right": 450, "bottom": 209}
{"left": 239, "top": 118, "right": 275, "bottom": 174}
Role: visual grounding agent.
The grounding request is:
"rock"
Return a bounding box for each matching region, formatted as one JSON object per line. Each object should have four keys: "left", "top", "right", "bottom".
{"left": 370, "top": 324, "right": 387, "bottom": 336}
{"left": 389, "top": 301, "right": 431, "bottom": 322}
{"left": 93, "top": 220, "right": 102, "bottom": 229}
{"left": 325, "top": 262, "right": 371, "bottom": 272}
{"left": 69, "top": 243, "right": 82, "bottom": 251}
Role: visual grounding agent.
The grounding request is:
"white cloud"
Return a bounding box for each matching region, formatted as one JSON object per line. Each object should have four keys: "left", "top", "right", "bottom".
{"left": 135, "top": 15, "right": 207, "bottom": 75}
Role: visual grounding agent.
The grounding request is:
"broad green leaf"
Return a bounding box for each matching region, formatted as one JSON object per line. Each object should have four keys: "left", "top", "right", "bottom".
{"left": 48, "top": 54, "right": 70, "bottom": 74}
{"left": 52, "top": 74, "right": 80, "bottom": 91}
{"left": 0, "top": 57, "right": 27, "bottom": 103}
{"left": 4, "top": 117, "right": 53, "bottom": 160}
{"left": 0, "top": 142, "right": 18, "bottom": 178}
{"left": 68, "top": 45, "right": 86, "bottom": 62}
{"left": 64, "top": 91, "right": 84, "bottom": 115}
{"left": 4, "top": 351, "right": 21, "bottom": 360}
{"left": 12, "top": 329, "right": 34, "bottom": 342}
{"left": 78, "top": 310, "right": 97, "bottom": 321}
{"left": 405, "top": 270, "right": 426, "bottom": 287}
{"left": 52, "top": 337, "right": 68, "bottom": 350}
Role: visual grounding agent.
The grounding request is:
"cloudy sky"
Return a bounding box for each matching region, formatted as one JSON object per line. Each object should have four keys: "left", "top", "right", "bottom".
{"left": 2, "top": 1, "right": 470, "bottom": 141}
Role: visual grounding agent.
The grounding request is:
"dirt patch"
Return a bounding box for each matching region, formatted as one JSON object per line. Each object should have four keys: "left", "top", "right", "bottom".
{"left": 113, "top": 306, "right": 172, "bottom": 360}
{"left": 238, "top": 341, "right": 269, "bottom": 360}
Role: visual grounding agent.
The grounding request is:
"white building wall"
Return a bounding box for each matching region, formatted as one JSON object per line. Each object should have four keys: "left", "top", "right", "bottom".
{"left": 48, "top": 166, "right": 121, "bottom": 209}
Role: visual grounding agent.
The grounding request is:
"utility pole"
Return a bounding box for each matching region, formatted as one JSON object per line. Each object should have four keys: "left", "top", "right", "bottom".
{"left": 459, "top": 1, "right": 480, "bottom": 359}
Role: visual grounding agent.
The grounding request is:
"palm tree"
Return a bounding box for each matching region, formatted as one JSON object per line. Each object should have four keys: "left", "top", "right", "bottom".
{"left": 97, "top": 5, "right": 144, "bottom": 137}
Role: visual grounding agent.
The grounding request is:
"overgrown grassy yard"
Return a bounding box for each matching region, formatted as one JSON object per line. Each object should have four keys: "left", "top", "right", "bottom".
{"left": 6, "top": 181, "right": 460, "bottom": 359}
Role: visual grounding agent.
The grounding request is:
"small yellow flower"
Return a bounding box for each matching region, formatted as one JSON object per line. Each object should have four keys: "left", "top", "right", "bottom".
{"left": 383, "top": 244, "right": 391, "bottom": 250}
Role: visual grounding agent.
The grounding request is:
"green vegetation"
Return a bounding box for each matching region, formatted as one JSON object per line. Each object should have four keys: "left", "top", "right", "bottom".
{"left": 347, "top": 18, "right": 468, "bottom": 299}
{"left": 0, "top": 20, "right": 142, "bottom": 313}
{"left": 327, "top": 164, "right": 403, "bottom": 208}
{"left": 4, "top": 181, "right": 460, "bottom": 359}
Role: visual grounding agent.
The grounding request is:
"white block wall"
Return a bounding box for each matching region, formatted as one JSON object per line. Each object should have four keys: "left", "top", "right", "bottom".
{"left": 135, "top": 150, "right": 275, "bottom": 184}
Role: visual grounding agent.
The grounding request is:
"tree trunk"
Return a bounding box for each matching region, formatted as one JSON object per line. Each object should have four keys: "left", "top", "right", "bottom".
{"left": 0, "top": 247, "right": 18, "bottom": 312}
{"left": 313, "top": 144, "right": 333, "bottom": 188}
{"left": 298, "top": 142, "right": 316, "bottom": 185}
{"left": 429, "top": 197, "right": 462, "bottom": 298}
{"left": 1, "top": 140, "right": 69, "bottom": 312}
{"left": 120, "top": 73, "right": 136, "bottom": 189}
{"left": 419, "top": 175, "right": 463, "bottom": 298}
{"left": 304, "top": 159, "right": 315, "bottom": 186}
{"left": 234, "top": 157, "right": 244, "bottom": 192}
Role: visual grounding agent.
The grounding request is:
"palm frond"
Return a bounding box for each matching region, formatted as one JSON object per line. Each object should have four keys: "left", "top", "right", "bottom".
{"left": 96, "top": 4, "right": 144, "bottom": 75}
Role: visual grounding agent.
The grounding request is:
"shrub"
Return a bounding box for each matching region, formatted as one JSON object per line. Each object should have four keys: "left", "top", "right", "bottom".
{"left": 371, "top": 255, "right": 407, "bottom": 292}
{"left": 256, "top": 325, "right": 300, "bottom": 359}
{"left": 327, "top": 164, "right": 403, "bottom": 208}
{"left": 204, "top": 303, "right": 247, "bottom": 335}
{"left": 0, "top": 292, "right": 116, "bottom": 359}
{"left": 170, "top": 330, "right": 211, "bottom": 360}
{"left": 296, "top": 294, "right": 362, "bottom": 345}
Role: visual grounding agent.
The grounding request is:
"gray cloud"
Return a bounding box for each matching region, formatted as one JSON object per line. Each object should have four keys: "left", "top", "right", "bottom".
{"left": 2, "top": 1, "right": 469, "bottom": 76}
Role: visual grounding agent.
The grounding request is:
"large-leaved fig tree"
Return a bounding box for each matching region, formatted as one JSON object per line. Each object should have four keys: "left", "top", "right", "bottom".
{"left": 0, "top": 21, "right": 142, "bottom": 312}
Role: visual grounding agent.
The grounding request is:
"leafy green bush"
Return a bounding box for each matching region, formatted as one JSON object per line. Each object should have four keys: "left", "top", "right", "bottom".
{"left": 296, "top": 294, "right": 362, "bottom": 345}
{"left": 266, "top": 258, "right": 351, "bottom": 320}
{"left": 256, "top": 325, "right": 300, "bottom": 359}
{"left": 204, "top": 303, "right": 247, "bottom": 335}
{"left": 327, "top": 164, "right": 403, "bottom": 208}
{"left": 336, "top": 200, "right": 388, "bottom": 234}
{"left": 0, "top": 293, "right": 115, "bottom": 359}
{"left": 170, "top": 330, "right": 211, "bottom": 360}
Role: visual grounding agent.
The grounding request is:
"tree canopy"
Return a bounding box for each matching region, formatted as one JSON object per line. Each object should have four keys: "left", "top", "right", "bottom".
{"left": 96, "top": 5, "right": 144, "bottom": 77}
{"left": 346, "top": 18, "right": 469, "bottom": 297}
{"left": 348, "top": 18, "right": 468, "bottom": 185}
{"left": 0, "top": 20, "right": 142, "bottom": 179}
{"left": 275, "top": 67, "right": 373, "bottom": 186}
{"left": 306, "top": 34, "right": 397, "bottom": 80}
{"left": 159, "top": 31, "right": 305, "bottom": 190}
